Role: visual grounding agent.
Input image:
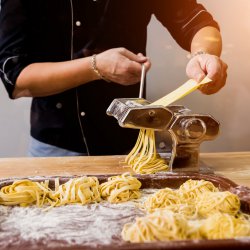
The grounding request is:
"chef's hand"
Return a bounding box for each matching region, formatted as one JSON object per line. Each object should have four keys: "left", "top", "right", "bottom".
{"left": 186, "top": 53, "right": 228, "bottom": 95}
{"left": 95, "top": 48, "right": 151, "bottom": 85}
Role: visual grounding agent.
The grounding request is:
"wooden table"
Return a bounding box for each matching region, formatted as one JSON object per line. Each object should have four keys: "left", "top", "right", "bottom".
{"left": 0, "top": 151, "right": 249, "bottom": 187}
{"left": 0, "top": 152, "right": 250, "bottom": 250}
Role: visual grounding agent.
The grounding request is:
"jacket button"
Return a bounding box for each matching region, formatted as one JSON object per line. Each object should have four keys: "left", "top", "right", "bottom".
{"left": 76, "top": 21, "right": 81, "bottom": 27}
{"left": 80, "top": 112, "right": 85, "bottom": 117}
{"left": 56, "top": 102, "right": 62, "bottom": 109}
{"left": 159, "top": 142, "right": 166, "bottom": 149}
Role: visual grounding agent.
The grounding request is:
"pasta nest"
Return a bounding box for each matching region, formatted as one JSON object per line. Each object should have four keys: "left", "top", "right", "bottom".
{"left": 197, "top": 191, "right": 241, "bottom": 217}
{"left": 0, "top": 179, "right": 50, "bottom": 207}
{"left": 99, "top": 173, "right": 141, "bottom": 203}
{"left": 200, "top": 212, "right": 250, "bottom": 239}
{"left": 49, "top": 176, "right": 101, "bottom": 206}
{"left": 122, "top": 210, "right": 188, "bottom": 242}
{"left": 143, "top": 188, "right": 181, "bottom": 212}
{"left": 178, "top": 179, "right": 219, "bottom": 201}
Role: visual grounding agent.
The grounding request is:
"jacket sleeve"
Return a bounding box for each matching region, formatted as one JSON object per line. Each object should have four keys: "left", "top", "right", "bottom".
{"left": 0, "top": 0, "right": 31, "bottom": 99}
{"left": 152, "top": 0, "right": 220, "bottom": 51}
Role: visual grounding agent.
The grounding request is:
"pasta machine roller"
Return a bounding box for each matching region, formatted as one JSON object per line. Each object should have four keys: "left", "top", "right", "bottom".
{"left": 107, "top": 99, "right": 220, "bottom": 172}
{"left": 106, "top": 98, "right": 173, "bottom": 130}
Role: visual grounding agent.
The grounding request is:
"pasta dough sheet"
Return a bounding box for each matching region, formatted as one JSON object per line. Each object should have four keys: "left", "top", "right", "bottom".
{"left": 150, "top": 77, "right": 212, "bottom": 107}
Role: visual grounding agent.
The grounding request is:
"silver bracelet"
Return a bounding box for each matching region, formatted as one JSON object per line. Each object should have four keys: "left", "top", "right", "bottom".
{"left": 91, "top": 54, "right": 110, "bottom": 82}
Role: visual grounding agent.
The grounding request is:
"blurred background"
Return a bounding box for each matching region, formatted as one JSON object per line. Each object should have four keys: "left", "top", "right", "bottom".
{"left": 0, "top": 0, "right": 249, "bottom": 157}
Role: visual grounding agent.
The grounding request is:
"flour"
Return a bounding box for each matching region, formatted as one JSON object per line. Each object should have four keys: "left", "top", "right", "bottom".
{"left": 0, "top": 189, "right": 157, "bottom": 249}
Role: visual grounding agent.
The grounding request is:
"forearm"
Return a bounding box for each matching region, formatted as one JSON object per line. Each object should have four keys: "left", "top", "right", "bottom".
{"left": 190, "top": 26, "right": 222, "bottom": 57}
{"left": 13, "top": 48, "right": 151, "bottom": 99}
{"left": 13, "top": 57, "right": 97, "bottom": 98}
{"left": 187, "top": 26, "right": 227, "bottom": 95}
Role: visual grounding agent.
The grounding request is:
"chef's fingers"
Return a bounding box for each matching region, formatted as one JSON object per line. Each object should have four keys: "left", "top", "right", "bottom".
{"left": 186, "top": 54, "right": 228, "bottom": 95}
{"left": 186, "top": 57, "right": 206, "bottom": 83}
{"left": 200, "top": 61, "right": 228, "bottom": 95}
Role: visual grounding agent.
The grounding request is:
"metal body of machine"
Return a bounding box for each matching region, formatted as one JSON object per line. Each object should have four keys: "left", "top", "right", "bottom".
{"left": 107, "top": 98, "right": 219, "bottom": 172}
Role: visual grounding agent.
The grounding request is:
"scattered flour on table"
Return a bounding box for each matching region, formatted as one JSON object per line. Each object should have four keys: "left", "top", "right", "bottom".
{"left": 0, "top": 189, "right": 157, "bottom": 248}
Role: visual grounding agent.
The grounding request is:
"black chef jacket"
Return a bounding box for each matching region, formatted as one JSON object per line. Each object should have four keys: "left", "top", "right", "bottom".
{"left": 0, "top": 0, "right": 219, "bottom": 155}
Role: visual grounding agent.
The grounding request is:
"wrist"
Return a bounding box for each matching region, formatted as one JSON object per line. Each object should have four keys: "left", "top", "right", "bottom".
{"left": 91, "top": 54, "right": 110, "bottom": 82}
{"left": 187, "top": 50, "right": 207, "bottom": 59}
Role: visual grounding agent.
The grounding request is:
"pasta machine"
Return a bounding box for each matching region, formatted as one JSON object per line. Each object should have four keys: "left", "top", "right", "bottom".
{"left": 106, "top": 98, "right": 219, "bottom": 172}
{"left": 107, "top": 64, "right": 219, "bottom": 172}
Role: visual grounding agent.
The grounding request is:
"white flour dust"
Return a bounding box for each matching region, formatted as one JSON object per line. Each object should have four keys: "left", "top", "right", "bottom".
{"left": 0, "top": 189, "right": 157, "bottom": 249}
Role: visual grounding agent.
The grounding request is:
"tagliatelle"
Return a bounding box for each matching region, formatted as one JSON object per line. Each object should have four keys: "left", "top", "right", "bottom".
{"left": 143, "top": 179, "right": 217, "bottom": 216}
{"left": 100, "top": 173, "right": 141, "bottom": 203}
{"left": 0, "top": 175, "right": 141, "bottom": 207}
{"left": 125, "top": 129, "right": 168, "bottom": 174}
{"left": 197, "top": 191, "right": 241, "bottom": 217}
{"left": 143, "top": 186, "right": 198, "bottom": 219}
{"left": 123, "top": 179, "right": 250, "bottom": 242}
{"left": 143, "top": 180, "right": 240, "bottom": 219}
{"left": 122, "top": 209, "right": 250, "bottom": 243}
{"left": 178, "top": 179, "right": 219, "bottom": 201}
{"left": 122, "top": 210, "right": 189, "bottom": 242}
{"left": 0, "top": 177, "right": 101, "bottom": 208}
{"left": 200, "top": 212, "right": 250, "bottom": 239}
{"left": 0, "top": 179, "right": 51, "bottom": 207}
{"left": 143, "top": 188, "right": 181, "bottom": 212}
{"left": 1, "top": 177, "right": 249, "bottom": 242}
{"left": 48, "top": 176, "right": 101, "bottom": 207}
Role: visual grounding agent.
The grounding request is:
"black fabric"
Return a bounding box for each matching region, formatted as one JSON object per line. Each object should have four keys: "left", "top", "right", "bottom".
{"left": 0, "top": 0, "right": 220, "bottom": 155}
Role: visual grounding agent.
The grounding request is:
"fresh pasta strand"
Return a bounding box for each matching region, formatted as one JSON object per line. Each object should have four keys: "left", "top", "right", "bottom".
{"left": 143, "top": 188, "right": 181, "bottom": 213}
{"left": 49, "top": 176, "right": 101, "bottom": 206}
{"left": 0, "top": 175, "right": 139, "bottom": 207}
{"left": 142, "top": 180, "right": 240, "bottom": 219}
{"left": 125, "top": 129, "right": 168, "bottom": 174}
{"left": 178, "top": 179, "right": 219, "bottom": 201}
{"left": 0, "top": 177, "right": 101, "bottom": 208}
{"left": 122, "top": 209, "right": 250, "bottom": 243}
{"left": 0, "top": 179, "right": 51, "bottom": 207}
{"left": 125, "top": 179, "right": 250, "bottom": 243}
{"left": 200, "top": 212, "right": 250, "bottom": 239}
{"left": 143, "top": 187, "right": 198, "bottom": 219}
{"left": 142, "top": 179, "right": 217, "bottom": 218}
{"left": 122, "top": 210, "right": 188, "bottom": 242}
{"left": 100, "top": 173, "right": 141, "bottom": 203}
{"left": 237, "top": 211, "right": 250, "bottom": 221}
{"left": 196, "top": 191, "right": 241, "bottom": 217}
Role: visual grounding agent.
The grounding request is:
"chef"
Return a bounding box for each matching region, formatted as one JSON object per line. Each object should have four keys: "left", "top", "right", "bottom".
{"left": 0, "top": 0, "right": 227, "bottom": 157}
